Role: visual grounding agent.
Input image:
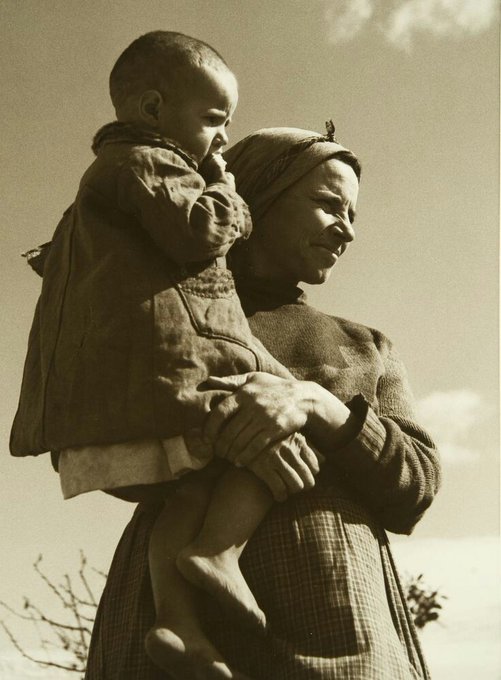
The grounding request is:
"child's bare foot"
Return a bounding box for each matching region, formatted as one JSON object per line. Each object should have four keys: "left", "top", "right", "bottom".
{"left": 145, "top": 626, "right": 252, "bottom": 679}
{"left": 176, "top": 548, "right": 266, "bottom": 630}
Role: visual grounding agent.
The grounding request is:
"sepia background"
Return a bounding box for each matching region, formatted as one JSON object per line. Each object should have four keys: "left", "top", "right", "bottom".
{"left": 0, "top": 1, "right": 499, "bottom": 677}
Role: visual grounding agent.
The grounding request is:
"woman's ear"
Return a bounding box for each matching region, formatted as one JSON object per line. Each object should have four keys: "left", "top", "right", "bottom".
{"left": 138, "top": 90, "right": 163, "bottom": 126}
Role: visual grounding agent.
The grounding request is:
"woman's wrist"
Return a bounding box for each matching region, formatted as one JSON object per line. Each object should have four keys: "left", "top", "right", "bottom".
{"left": 305, "top": 381, "right": 362, "bottom": 452}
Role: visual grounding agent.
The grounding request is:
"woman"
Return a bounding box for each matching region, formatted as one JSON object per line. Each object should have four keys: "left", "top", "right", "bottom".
{"left": 85, "top": 127, "right": 440, "bottom": 680}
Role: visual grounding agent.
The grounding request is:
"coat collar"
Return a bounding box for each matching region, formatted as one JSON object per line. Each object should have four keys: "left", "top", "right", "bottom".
{"left": 91, "top": 121, "right": 198, "bottom": 170}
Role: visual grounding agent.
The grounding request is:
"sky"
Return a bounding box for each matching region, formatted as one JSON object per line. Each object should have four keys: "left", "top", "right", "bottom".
{"left": 0, "top": 0, "right": 499, "bottom": 675}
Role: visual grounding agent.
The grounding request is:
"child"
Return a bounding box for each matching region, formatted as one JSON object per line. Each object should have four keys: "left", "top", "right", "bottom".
{"left": 10, "top": 31, "right": 318, "bottom": 679}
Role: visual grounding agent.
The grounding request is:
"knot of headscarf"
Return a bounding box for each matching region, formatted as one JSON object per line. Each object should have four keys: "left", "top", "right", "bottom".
{"left": 224, "top": 127, "right": 357, "bottom": 223}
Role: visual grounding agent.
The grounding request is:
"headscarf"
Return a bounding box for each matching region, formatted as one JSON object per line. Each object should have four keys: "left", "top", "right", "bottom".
{"left": 223, "top": 126, "right": 359, "bottom": 223}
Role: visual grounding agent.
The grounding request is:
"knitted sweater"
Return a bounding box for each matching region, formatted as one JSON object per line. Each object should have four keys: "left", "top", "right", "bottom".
{"left": 238, "top": 278, "right": 440, "bottom": 535}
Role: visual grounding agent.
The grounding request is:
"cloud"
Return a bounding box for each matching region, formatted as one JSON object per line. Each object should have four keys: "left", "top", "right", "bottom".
{"left": 321, "top": 0, "right": 499, "bottom": 49}
{"left": 323, "top": 0, "right": 374, "bottom": 43}
{"left": 385, "top": 0, "right": 500, "bottom": 50}
{"left": 415, "top": 389, "right": 484, "bottom": 464}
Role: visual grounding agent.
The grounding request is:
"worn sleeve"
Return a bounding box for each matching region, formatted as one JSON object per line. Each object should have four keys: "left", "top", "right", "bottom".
{"left": 329, "top": 340, "right": 441, "bottom": 535}
{"left": 116, "top": 147, "right": 251, "bottom": 263}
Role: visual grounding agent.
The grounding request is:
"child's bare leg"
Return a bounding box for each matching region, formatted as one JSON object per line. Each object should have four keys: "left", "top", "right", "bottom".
{"left": 177, "top": 467, "right": 272, "bottom": 630}
{"left": 146, "top": 464, "right": 251, "bottom": 679}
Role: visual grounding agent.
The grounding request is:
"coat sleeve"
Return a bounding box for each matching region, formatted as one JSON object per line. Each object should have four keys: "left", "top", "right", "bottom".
{"left": 116, "top": 147, "right": 251, "bottom": 263}
{"left": 328, "top": 340, "right": 441, "bottom": 535}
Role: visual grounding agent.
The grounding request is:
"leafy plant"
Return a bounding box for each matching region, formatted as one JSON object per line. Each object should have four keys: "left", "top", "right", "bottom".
{"left": 404, "top": 572, "right": 447, "bottom": 629}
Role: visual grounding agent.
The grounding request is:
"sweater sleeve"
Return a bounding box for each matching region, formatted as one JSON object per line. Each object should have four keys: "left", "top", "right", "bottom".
{"left": 328, "top": 340, "right": 441, "bottom": 535}
{"left": 116, "top": 146, "right": 251, "bottom": 263}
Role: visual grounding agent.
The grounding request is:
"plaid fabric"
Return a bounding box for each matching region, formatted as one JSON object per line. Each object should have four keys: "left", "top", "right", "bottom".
{"left": 84, "top": 503, "right": 165, "bottom": 680}
{"left": 85, "top": 482, "right": 429, "bottom": 680}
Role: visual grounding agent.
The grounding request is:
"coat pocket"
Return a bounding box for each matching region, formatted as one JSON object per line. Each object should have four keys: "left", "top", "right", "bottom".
{"left": 175, "top": 266, "right": 256, "bottom": 347}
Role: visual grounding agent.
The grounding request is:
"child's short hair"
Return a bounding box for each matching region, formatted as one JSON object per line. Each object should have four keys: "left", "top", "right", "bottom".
{"left": 110, "top": 31, "right": 230, "bottom": 114}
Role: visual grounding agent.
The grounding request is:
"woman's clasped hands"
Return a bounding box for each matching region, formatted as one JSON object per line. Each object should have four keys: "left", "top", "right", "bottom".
{"left": 204, "top": 372, "right": 322, "bottom": 501}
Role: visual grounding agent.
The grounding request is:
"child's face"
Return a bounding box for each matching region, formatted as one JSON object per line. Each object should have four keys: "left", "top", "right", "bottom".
{"left": 157, "top": 65, "right": 238, "bottom": 164}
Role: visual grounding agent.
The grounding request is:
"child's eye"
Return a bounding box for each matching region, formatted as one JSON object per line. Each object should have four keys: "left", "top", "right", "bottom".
{"left": 205, "top": 116, "right": 222, "bottom": 126}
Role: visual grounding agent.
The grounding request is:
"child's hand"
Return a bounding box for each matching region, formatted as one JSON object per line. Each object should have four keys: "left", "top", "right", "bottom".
{"left": 199, "top": 153, "right": 235, "bottom": 189}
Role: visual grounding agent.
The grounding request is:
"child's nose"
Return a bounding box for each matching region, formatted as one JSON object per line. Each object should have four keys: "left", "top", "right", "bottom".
{"left": 217, "top": 127, "right": 229, "bottom": 147}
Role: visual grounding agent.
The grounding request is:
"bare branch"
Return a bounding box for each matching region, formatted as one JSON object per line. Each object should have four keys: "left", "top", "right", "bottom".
{"left": 64, "top": 574, "right": 88, "bottom": 654}
{"left": 0, "top": 551, "right": 106, "bottom": 675}
{"left": 1, "top": 600, "right": 92, "bottom": 635}
{"left": 33, "top": 555, "right": 69, "bottom": 609}
{"left": 91, "top": 567, "right": 108, "bottom": 580}
{"left": 78, "top": 550, "right": 98, "bottom": 606}
{"left": 0, "top": 621, "right": 83, "bottom": 672}
{"left": 0, "top": 600, "right": 43, "bottom": 622}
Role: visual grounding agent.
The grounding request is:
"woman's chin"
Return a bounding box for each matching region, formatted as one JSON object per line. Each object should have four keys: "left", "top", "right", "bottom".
{"left": 303, "top": 268, "right": 334, "bottom": 286}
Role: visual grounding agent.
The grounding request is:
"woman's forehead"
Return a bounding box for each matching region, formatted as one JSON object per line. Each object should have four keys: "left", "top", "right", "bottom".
{"left": 301, "top": 158, "right": 358, "bottom": 191}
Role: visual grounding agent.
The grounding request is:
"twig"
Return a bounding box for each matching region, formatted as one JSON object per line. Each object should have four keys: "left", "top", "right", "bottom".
{"left": 1, "top": 600, "right": 92, "bottom": 634}
{"left": 0, "top": 621, "right": 83, "bottom": 672}
{"left": 78, "top": 551, "right": 97, "bottom": 606}
{"left": 33, "top": 555, "right": 69, "bottom": 610}
{"left": 0, "top": 552, "right": 105, "bottom": 675}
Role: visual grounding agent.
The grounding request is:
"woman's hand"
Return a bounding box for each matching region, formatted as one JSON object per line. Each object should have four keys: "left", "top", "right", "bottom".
{"left": 247, "top": 433, "right": 320, "bottom": 502}
{"left": 204, "top": 372, "right": 318, "bottom": 465}
{"left": 204, "top": 372, "right": 360, "bottom": 467}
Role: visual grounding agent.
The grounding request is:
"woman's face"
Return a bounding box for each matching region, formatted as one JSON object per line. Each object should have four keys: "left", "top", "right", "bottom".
{"left": 249, "top": 158, "right": 359, "bottom": 285}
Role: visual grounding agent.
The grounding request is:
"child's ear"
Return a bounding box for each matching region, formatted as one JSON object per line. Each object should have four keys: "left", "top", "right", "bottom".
{"left": 138, "top": 90, "right": 163, "bottom": 125}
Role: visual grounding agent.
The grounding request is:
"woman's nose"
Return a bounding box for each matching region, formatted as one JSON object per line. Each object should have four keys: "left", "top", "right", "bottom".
{"left": 341, "top": 220, "right": 355, "bottom": 242}
{"left": 332, "top": 217, "right": 355, "bottom": 242}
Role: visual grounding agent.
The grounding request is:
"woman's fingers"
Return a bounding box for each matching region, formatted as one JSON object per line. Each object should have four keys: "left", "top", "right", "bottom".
{"left": 247, "top": 435, "right": 321, "bottom": 501}
{"left": 248, "top": 456, "right": 288, "bottom": 502}
{"left": 206, "top": 399, "right": 298, "bottom": 461}
{"left": 215, "top": 418, "right": 264, "bottom": 462}
{"left": 236, "top": 431, "right": 320, "bottom": 478}
{"left": 233, "top": 430, "right": 277, "bottom": 467}
{"left": 298, "top": 438, "right": 323, "bottom": 474}
{"left": 204, "top": 373, "right": 319, "bottom": 467}
{"left": 269, "top": 449, "right": 306, "bottom": 495}
{"left": 203, "top": 392, "right": 240, "bottom": 443}
{"left": 279, "top": 435, "right": 318, "bottom": 490}
{"left": 202, "top": 374, "right": 253, "bottom": 443}
{"left": 204, "top": 376, "right": 283, "bottom": 455}
{"left": 205, "top": 374, "right": 253, "bottom": 391}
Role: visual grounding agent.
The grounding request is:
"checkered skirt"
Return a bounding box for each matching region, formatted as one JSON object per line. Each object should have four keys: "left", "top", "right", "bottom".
{"left": 85, "top": 477, "right": 430, "bottom": 680}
